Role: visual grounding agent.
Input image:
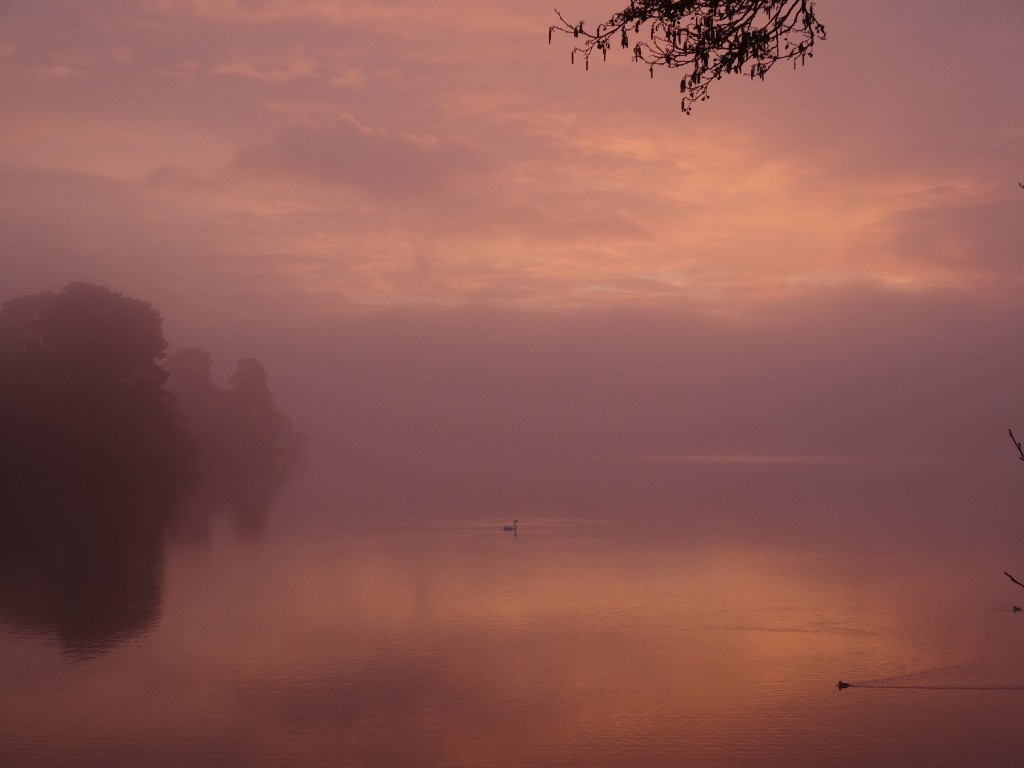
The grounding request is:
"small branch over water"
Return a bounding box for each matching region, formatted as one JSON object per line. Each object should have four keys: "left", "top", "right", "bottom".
{"left": 1009, "top": 428, "right": 1024, "bottom": 462}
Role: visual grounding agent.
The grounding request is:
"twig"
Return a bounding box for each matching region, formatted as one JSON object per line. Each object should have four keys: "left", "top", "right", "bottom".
{"left": 1005, "top": 571, "right": 1024, "bottom": 589}
{"left": 1009, "top": 428, "right": 1024, "bottom": 461}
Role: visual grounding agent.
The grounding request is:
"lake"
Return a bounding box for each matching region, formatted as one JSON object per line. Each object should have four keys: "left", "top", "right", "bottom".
{"left": 2, "top": 464, "right": 1024, "bottom": 767}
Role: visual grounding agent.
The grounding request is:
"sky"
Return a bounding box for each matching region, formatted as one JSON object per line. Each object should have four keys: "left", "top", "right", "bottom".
{"left": 2, "top": 0, "right": 1024, "bottom": 527}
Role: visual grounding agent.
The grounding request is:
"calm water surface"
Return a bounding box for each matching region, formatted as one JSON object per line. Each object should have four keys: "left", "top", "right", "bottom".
{"left": 2, "top": 486, "right": 1024, "bottom": 767}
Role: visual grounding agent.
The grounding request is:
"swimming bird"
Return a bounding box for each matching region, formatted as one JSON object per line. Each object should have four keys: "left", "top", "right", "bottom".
{"left": 502, "top": 519, "right": 518, "bottom": 532}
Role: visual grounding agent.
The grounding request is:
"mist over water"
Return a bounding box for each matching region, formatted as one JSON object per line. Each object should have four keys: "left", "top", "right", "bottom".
{"left": 232, "top": 299, "right": 1024, "bottom": 550}
{"left": 4, "top": 463, "right": 1024, "bottom": 768}
{"left": 3, "top": 296, "right": 1024, "bottom": 766}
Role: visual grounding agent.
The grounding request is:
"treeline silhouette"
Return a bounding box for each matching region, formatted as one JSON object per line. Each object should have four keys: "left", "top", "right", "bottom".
{"left": 0, "top": 282, "right": 188, "bottom": 487}
{"left": 164, "top": 347, "right": 308, "bottom": 542}
{"left": 166, "top": 347, "right": 307, "bottom": 480}
{"left": 0, "top": 282, "right": 305, "bottom": 655}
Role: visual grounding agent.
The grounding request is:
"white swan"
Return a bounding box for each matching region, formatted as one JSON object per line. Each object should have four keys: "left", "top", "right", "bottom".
{"left": 502, "top": 519, "right": 518, "bottom": 532}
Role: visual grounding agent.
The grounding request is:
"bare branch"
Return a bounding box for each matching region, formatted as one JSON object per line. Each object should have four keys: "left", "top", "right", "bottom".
{"left": 550, "top": 0, "right": 826, "bottom": 113}
{"left": 1007, "top": 433, "right": 1024, "bottom": 596}
{"left": 1009, "top": 428, "right": 1024, "bottom": 461}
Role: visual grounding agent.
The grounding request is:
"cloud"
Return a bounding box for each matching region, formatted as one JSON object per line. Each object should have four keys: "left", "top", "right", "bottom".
{"left": 884, "top": 192, "right": 1024, "bottom": 282}
{"left": 2, "top": 0, "right": 1023, "bottom": 320}
{"left": 210, "top": 49, "right": 317, "bottom": 82}
{"left": 32, "top": 52, "right": 94, "bottom": 79}
{"left": 229, "top": 115, "right": 493, "bottom": 200}
{"left": 327, "top": 67, "right": 367, "bottom": 90}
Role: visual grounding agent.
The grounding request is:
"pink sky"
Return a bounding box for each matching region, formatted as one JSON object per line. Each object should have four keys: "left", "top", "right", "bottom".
{"left": 2, "top": 0, "right": 1024, "bottom": 518}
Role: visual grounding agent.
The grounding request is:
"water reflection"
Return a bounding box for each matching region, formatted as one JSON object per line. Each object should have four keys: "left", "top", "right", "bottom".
{"left": 2, "top": 520, "right": 1022, "bottom": 767}
{"left": 0, "top": 480, "right": 171, "bottom": 657}
{"left": 0, "top": 468, "right": 290, "bottom": 657}
{"left": 168, "top": 468, "right": 288, "bottom": 544}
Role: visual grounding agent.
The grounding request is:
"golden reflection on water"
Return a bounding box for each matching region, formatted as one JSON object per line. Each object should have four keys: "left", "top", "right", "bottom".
{"left": 2, "top": 519, "right": 1024, "bottom": 767}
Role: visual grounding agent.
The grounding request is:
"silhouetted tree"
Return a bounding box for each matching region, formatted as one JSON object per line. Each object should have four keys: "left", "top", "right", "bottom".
{"left": 226, "top": 358, "right": 279, "bottom": 461}
{"left": 0, "top": 282, "right": 187, "bottom": 487}
{"left": 165, "top": 347, "right": 230, "bottom": 467}
{"left": 224, "top": 357, "right": 307, "bottom": 470}
{"left": 166, "top": 346, "right": 216, "bottom": 392}
{"left": 165, "top": 350, "right": 307, "bottom": 542}
{"left": 167, "top": 351, "right": 304, "bottom": 473}
{"left": 550, "top": 0, "right": 826, "bottom": 113}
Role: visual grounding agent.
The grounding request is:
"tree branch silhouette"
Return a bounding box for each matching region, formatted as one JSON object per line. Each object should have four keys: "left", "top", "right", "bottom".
{"left": 1009, "top": 428, "right": 1024, "bottom": 462}
{"left": 549, "top": 0, "right": 826, "bottom": 113}
{"left": 1006, "top": 429, "right": 1024, "bottom": 594}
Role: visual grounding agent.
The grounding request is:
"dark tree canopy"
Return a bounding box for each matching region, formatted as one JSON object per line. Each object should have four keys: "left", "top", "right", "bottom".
{"left": 165, "top": 347, "right": 226, "bottom": 465}
{"left": 0, "top": 282, "right": 186, "bottom": 485}
{"left": 550, "top": 0, "right": 826, "bottom": 113}
{"left": 166, "top": 350, "right": 307, "bottom": 475}
{"left": 225, "top": 357, "right": 296, "bottom": 468}
{"left": 165, "top": 350, "right": 307, "bottom": 541}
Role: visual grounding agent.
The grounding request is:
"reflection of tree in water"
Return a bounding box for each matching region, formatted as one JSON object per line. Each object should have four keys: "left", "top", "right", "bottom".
{"left": 170, "top": 467, "right": 288, "bottom": 544}
{"left": 0, "top": 481, "right": 174, "bottom": 658}
{"left": 0, "top": 283, "right": 305, "bottom": 656}
{"left": 0, "top": 468, "right": 293, "bottom": 656}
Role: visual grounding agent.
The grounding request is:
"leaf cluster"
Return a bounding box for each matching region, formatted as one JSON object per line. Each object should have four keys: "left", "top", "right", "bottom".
{"left": 550, "top": 0, "right": 826, "bottom": 113}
